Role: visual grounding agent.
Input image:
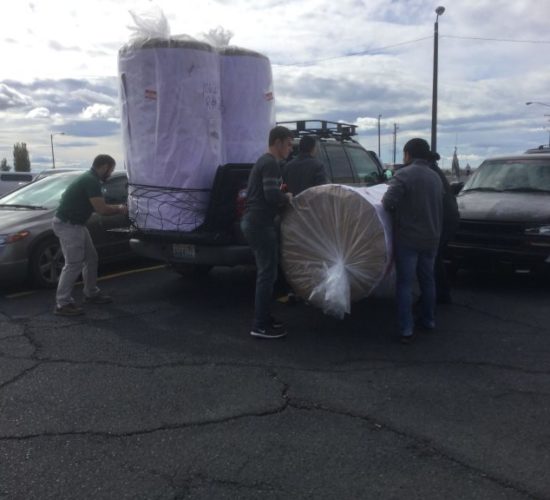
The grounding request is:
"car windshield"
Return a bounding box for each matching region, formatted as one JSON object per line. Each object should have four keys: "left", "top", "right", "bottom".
{"left": 462, "top": 158, "right": 550, "bottom": 193}
{"left": 0, "top": 172, "right": 80, "bottom": 209}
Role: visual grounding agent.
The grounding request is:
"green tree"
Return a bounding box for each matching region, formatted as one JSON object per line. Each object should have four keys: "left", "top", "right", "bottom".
{"left": 0, "top": 158, "right": 11, "bottom": 172}
{"left": 13, "top": 143, "right": 31, "bottom": 172}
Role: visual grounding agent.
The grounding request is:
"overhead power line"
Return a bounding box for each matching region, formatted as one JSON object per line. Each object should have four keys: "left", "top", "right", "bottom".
{"left": 275, "top": 36, "right": 432, "bottom": 67}
{"left": 274, "top": 33, "right": 550, "bottom": 67}
{"left": 443, "top": 35, "right": 550, "bottom": 44}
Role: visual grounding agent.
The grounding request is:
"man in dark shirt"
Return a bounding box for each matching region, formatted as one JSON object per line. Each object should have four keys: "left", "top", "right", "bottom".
{"left": 241, "top": 126, "right": 293, "bottom": 339}
{"left": 52, "top": 154, "right": 128, "bottom": 316}
{"left": 429, "top": 153, "right": 460, "bottom": 304}
{"left": 382, "top": 138, "right": 444, "bottom": 344}
{"left": 283, "top": 135, "right": 327, "bottom": 195}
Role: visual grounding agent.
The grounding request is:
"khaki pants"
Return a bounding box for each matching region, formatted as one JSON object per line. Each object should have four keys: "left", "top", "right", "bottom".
{"left": 52, "top": 217, "right": 100, "bottom": 307}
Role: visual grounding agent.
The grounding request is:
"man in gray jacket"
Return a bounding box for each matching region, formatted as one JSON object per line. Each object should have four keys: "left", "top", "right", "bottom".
{"left": 382, "top": 138, "right": 444, "bottom": 344}
{"left": 282, "top": 135, "right": 327, "bottom": 195}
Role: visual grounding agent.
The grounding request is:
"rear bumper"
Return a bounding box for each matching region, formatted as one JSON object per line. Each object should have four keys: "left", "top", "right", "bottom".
{"left": 129, "top": 238, "right": 254, "bottom": 267}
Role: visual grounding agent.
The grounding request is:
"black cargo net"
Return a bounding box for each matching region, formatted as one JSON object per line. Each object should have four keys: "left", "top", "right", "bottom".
{"left": 128, "top": 184, "right": 210, "bottom": 233}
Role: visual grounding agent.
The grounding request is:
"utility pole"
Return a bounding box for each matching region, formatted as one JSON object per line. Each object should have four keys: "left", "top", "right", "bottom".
{"left": 431, "top": 6, "right": 445, "bottom": 153}
{"left": 392, "top": 123, "right": 399, "bottom": 164}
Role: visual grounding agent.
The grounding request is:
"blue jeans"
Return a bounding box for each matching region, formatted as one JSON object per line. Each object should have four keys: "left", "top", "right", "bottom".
{"left": 394, "top": 242, "right": 437, "bottom": 336}
{"left": 241, "top": 213, "right": 278, "bottom": 329}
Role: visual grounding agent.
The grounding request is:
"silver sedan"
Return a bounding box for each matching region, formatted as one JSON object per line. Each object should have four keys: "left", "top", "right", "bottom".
{"left": 0, "top": 170, "right": 131, "bottom": 288}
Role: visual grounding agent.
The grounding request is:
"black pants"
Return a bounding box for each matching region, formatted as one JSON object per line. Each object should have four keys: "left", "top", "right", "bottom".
{"left": 434, "top": 241, "right": 452, "bottom": 301}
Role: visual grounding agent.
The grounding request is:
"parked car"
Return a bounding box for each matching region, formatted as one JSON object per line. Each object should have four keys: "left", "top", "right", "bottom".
{"left": 446, "top": 153, "right": 550, "bottom": 273}
{"left": 525, "top": 145, "right": 550, "bottom": 154}
{"left": 0, "top": 170, "right": 131, "bottom": 288}
{"left": 0, "top": 171, "right": 39, "bottom": 196}
{"left": 34, "top": 167, "right": 83, "bottom": 181}
{"left": 130, "top": 120, "right": 388, "bottom": 275}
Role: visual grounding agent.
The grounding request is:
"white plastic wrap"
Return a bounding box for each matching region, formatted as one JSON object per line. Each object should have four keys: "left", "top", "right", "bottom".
{"left": 280, "top": 183, "right": 393, "bottom": 319}
{"left": 220, "top": 47, "right": 276, "bottom": 164}
{"left": 118, "top": 11, "right": 275, "bottom": 232}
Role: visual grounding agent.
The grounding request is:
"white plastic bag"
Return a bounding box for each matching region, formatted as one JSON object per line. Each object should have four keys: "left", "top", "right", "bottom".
{"left": 127, "top": 3, "right": 170, "bottom": 41}
{"left": 203, "top": 26, "right": 234, "bottom": 47}
{"left": 309, "top": 260, "right": 351, "bottom": 319}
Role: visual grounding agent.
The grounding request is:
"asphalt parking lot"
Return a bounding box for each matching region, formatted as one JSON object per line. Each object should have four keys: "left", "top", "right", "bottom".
{"left": 1, "top": 265, "right": 549, "bottom": 499}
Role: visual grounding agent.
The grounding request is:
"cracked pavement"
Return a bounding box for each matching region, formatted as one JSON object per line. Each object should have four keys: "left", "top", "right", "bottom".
{"left": 0, "top": 267, "right": 549, "bottom": 499}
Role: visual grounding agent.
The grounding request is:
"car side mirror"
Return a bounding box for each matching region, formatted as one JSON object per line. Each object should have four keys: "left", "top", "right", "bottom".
{"left": 450, "top": 181, "right": 464, "bottom": 196}
{"left": 383, "top": 169, "right": 393, "bottom": 180}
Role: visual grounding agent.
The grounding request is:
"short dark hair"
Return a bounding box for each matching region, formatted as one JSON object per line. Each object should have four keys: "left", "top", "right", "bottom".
{"left": 92, "top": 154, "right": 116, "bottom": 170}
{"left": 299, "top": 135, "right": 317, "bottom": 154}
{"left": 268, "top": 126, "right": 293, "bottom": 146}
{"left": 403, "top": 138, "right": 432, "bottom": 161}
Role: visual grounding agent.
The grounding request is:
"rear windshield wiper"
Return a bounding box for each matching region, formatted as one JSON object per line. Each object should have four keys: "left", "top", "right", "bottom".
{"left": 461, "top": 187, "right": 503, "bottom": 193}
{"left": 501, "top": 187, "right": 550, "bottom": 193}
{"left": 0, "top": 203, "right": 48, "bottom": 210}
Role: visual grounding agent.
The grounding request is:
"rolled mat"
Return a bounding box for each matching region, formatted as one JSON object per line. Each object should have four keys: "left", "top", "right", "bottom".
{"left": 280, "top": 183, "right": 393, "bottom": 318}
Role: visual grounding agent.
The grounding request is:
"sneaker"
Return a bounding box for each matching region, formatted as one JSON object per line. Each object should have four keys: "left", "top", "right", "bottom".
{"left": 399, "top": 333, "right": 416, "bottom": 345}
{"left": 54, "top": 303, "right": 84, "bottom": 316}
{"left": 250, "top": 325, "right": 287, "bottom": 339}
{"left": 269, "top": 316, "right": 284, "bottom": 329}
{"left": 84, "top": 293, "right": 113, "bottom": 305}
{"left": 415, "top": 320, "right": 435, "bottom": 333}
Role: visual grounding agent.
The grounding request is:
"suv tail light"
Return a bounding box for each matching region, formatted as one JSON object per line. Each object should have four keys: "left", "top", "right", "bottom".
{"left": 235, "top": 188, "right": 247, "bottom": 219}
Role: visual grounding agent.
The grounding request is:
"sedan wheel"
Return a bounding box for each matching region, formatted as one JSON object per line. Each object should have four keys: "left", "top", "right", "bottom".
{"left": 31, "top": 237, "right": 64, "bottom": 288}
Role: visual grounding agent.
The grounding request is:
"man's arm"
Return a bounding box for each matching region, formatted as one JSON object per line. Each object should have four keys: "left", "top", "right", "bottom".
{"left": 262, "top": 162, "right": 290, "bottom": 207}
{"left": 381, "top": 175, "right": 406, "bottom": 212}
{"left": 313, "top": 161, "right": 328, "bottom": 186}
{"left": 89, "top": 197, "right": 128, "bottom": 216}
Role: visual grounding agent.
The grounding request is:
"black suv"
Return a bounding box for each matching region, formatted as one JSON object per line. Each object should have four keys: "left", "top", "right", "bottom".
{"left": 278, "top": 120, "right": 387, "bottom": 185}
{"left": 447, "top": 153, "right": 550, "bottom": 273}
{"left": 130, "top": 119, "right": 388, "bottom": 275}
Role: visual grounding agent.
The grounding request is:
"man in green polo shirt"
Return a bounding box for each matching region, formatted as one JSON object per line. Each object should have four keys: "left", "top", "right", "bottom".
{"left": 52, "top": 154, "right": 128, "bottom": 316}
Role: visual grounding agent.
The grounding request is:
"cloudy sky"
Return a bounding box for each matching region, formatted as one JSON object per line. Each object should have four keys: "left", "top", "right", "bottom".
{"left": 1, "top": 0, "right": 549, "bottom": 171}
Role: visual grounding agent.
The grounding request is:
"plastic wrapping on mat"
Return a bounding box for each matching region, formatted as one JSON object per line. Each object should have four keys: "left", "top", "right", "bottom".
{"left": 118, "top": 10, "right": 275, "bottom": 232}
{"left": 280, "top": 183, "right": 393, "bottom": 319}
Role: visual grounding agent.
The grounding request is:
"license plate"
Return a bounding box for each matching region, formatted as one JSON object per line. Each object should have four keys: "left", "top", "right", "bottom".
{"left": 172, "top": 244, "right": 195, "bottom": 259}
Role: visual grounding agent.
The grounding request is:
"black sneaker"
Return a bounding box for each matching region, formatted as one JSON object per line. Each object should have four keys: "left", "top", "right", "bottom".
{"left": 54, "top": 303, "right": 84, "bottom": 316}
{"left": 250, "top": 325, "right": 287, "bottom": 339}
{"left": 399, "top": 333, "right": 417, "bottom": 345}
{"left": 269, "top": 316, "right": 284, "bottom": 329}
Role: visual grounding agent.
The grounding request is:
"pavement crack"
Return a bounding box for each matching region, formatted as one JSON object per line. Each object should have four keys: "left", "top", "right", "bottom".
{"left": 0, "top": 405, "right": 285, "bottom": 441}
{"left": 0, "top": 362, "right": 41, "bottom": 392}
{"left": 172, "top": 472, "right": 277, "bottom": 498}
{"left": 289, "top": 399, "right": 537, "bottom": 499}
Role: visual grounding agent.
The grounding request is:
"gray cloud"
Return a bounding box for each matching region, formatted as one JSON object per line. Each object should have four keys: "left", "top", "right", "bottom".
{"left": 0, "top": 83, "right": 32, "bottom": 110}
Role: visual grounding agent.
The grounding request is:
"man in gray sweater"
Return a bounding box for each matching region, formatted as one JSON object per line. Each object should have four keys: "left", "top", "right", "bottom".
{"left": 382, "top": 138, "right": 444, "bottom": 344}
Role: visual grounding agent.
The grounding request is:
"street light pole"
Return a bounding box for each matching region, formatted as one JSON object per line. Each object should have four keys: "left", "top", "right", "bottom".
{"left": 431, "top": 6, "right": 445, "bottom": 153}
{"left": 377, "top": 114, "right": 382, "bottom": 158}
{"left": 50, "top": 132, "right": 65, "bottom": 169}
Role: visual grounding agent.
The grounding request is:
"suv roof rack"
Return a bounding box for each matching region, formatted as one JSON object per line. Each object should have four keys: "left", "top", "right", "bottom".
{"left": 277, "top": 119, "right": 358, "bottom": 142}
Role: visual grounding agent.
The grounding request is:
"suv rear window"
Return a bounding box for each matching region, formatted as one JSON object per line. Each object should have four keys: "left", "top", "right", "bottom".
{"left": 345, "top": 146, "right": 381, "bottom": 185}
{"left": 325, "top": 144, "right": 354, "bottom": 183}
